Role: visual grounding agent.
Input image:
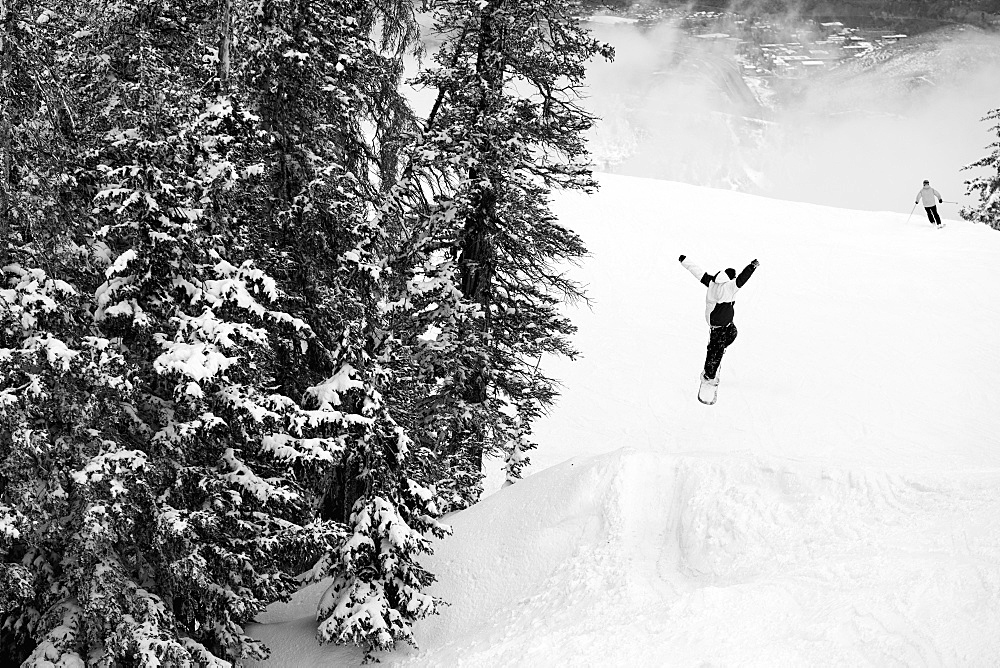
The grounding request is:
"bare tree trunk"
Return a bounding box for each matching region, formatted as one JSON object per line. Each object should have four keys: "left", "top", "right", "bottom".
{"left": 217, "top": 0, "right": 232, "bottom": 91}
{"left": 1, "top": 112, "right": 10, "bottom": 231}
{"left": 211, "top": 0, "right": 233, "bottom": 235}
{"left": 456, "top": 0, "right": 505, "bottom": 467}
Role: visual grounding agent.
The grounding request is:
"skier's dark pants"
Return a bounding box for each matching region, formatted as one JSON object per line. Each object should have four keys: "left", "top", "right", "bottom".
{"left": 924, "top": 205, "right": 941, "bottom": 225}
{"left": 704, "top": 323, "right": 737, "bottom": 379}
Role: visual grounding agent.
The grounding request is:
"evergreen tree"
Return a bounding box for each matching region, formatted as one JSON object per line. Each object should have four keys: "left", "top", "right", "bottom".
{"left": 1, "top": 0, "right": 446, "bottom": 663}
{"left": 234, "top": 0, "right": 451, "bottom": 658}
{"left": 393, "top": 0, "right": 613, "bottom": 503}
{"left": 961, "top": 108, "right": 1000, "bottom": 230}
{"left": 1, "top": 0, "right": 343, "bottom": 662}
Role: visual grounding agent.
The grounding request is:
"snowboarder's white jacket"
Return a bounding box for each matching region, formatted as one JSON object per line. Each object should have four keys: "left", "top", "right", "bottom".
{"left": 682, "top": 259, "right": 757, "bottom": 327}
{"left": 915, "top": 186, "right": 942, "bottom": 207}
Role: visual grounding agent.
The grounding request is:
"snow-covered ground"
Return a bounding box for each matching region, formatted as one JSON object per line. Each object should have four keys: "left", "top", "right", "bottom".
{"left": 248, "top": 175, "right": 1000, "bottom": 666}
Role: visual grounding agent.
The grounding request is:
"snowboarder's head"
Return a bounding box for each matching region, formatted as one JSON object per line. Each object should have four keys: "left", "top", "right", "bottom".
{"left": 923, "top": 180, "right": 930, "bottom": 186}
{"left": 714, "top": 268, "right": 736, "bottom": 282}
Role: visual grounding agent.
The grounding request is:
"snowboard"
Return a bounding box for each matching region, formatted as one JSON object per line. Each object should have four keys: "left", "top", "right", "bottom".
{"left": 697, "top": 374, "right": 719, "bottom": 405}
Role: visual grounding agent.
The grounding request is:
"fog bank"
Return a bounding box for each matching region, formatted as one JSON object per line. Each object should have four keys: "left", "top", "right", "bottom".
{"left": 583, "top": 18, "right": 1000, "bottom": 215}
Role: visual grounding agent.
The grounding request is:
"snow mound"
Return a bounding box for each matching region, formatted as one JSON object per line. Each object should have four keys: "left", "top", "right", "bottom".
{"left": 251, "top": 448, "right": 1000, "bottom": 665}
{"left": 251, "top": 448, "right": 1000, "bottom": 666}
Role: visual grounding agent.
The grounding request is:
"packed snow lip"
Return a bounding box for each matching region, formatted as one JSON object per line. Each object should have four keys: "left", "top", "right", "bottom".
{"left": 249, "top": 174, "right": 1000, "bottom": 666}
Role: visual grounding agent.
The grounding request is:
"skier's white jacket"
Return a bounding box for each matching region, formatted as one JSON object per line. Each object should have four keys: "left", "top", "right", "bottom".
{"left": 682, "top": 259, "right": 757, "bottom": 327}
{"left": 915, "top": 186, "right": 942, "bottom": 207}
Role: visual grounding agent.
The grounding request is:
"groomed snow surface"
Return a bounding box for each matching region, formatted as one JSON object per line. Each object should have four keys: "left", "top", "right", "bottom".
{"left": 249, "top": 175, "right": 1000, "bottom": 666}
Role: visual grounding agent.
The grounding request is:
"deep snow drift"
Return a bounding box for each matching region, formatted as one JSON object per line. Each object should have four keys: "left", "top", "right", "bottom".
{"left": 248, "top": 175, "right": 1000, "bottom": 666}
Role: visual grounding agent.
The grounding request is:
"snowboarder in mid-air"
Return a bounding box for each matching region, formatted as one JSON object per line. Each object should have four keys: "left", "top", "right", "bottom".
{"left": 679, "top": 255, "right": 759, "bottom": 404}
{"left": 915, "top": 179, "right": 944, "bottom": 227}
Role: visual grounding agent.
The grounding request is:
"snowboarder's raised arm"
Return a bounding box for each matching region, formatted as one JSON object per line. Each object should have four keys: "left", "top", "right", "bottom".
{"left": 679, "top": 255, "right": 712, "bottom": 287}
{"left": 735, "top": 259, "right": 759, "bottom": 288}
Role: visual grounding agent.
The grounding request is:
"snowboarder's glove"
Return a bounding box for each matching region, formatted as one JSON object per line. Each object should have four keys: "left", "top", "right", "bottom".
{"left": 678, "top": 254, "right": 686, "bottom": 262}
{"left": 751, "top": 259, "right": 759, "bottom": 267}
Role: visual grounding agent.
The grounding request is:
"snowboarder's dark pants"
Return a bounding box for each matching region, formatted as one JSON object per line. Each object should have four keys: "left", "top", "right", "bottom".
{"left": 924, "top": 205, "right": 941, "bottom": 225}
{"left": 704, "top": 323, "right": 737, "bottom": 380}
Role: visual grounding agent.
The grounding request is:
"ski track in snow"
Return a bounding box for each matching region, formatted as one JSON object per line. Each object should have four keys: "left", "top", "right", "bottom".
{"left": 249, "top": 176, "right": 1000, "bottom": 667}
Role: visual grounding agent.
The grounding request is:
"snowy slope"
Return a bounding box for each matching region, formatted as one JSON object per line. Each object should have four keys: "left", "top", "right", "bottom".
{"left": 248, "top": 175, "right": 1000, "bottom": 666}
{"left": 529, "top": 175, "right": 1000, "bottom": 473}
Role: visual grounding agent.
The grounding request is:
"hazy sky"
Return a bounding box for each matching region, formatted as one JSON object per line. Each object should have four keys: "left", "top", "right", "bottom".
{"left": 582, "top": 16, "right": 1000, "bottom": 215}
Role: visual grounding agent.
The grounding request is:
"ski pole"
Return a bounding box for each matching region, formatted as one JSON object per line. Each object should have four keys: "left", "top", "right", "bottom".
{"left": 905, "top": 202, "right": 917, "bottom": 224}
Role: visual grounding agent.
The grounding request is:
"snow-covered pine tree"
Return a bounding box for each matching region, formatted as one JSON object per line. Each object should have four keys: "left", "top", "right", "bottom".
{"left": 2, "top": 0, "right": 352, "bottom": 663}
{"left": 392, "top": 0, "right": 613, "bottom": 500}
{"left": 961, "top": 108, "right": 1000, "bottom": 230}
{"left": 235, "top": 0, "right": 451, "bottom": 660}
{"left": 2, "top": 0, "right": 446, "bottom": 663}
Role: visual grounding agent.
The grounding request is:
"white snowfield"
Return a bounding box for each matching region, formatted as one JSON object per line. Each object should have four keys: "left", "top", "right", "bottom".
{"left": 249, "top": 175, "right": 1000, "bottom": 666}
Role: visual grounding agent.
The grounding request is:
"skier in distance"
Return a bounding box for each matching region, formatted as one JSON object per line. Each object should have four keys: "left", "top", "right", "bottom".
{"left": 679, "top": 255, "right": 759, "bottom": 385}
{"left": 915, "top": 179, "right": 944, "bottom": 227}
